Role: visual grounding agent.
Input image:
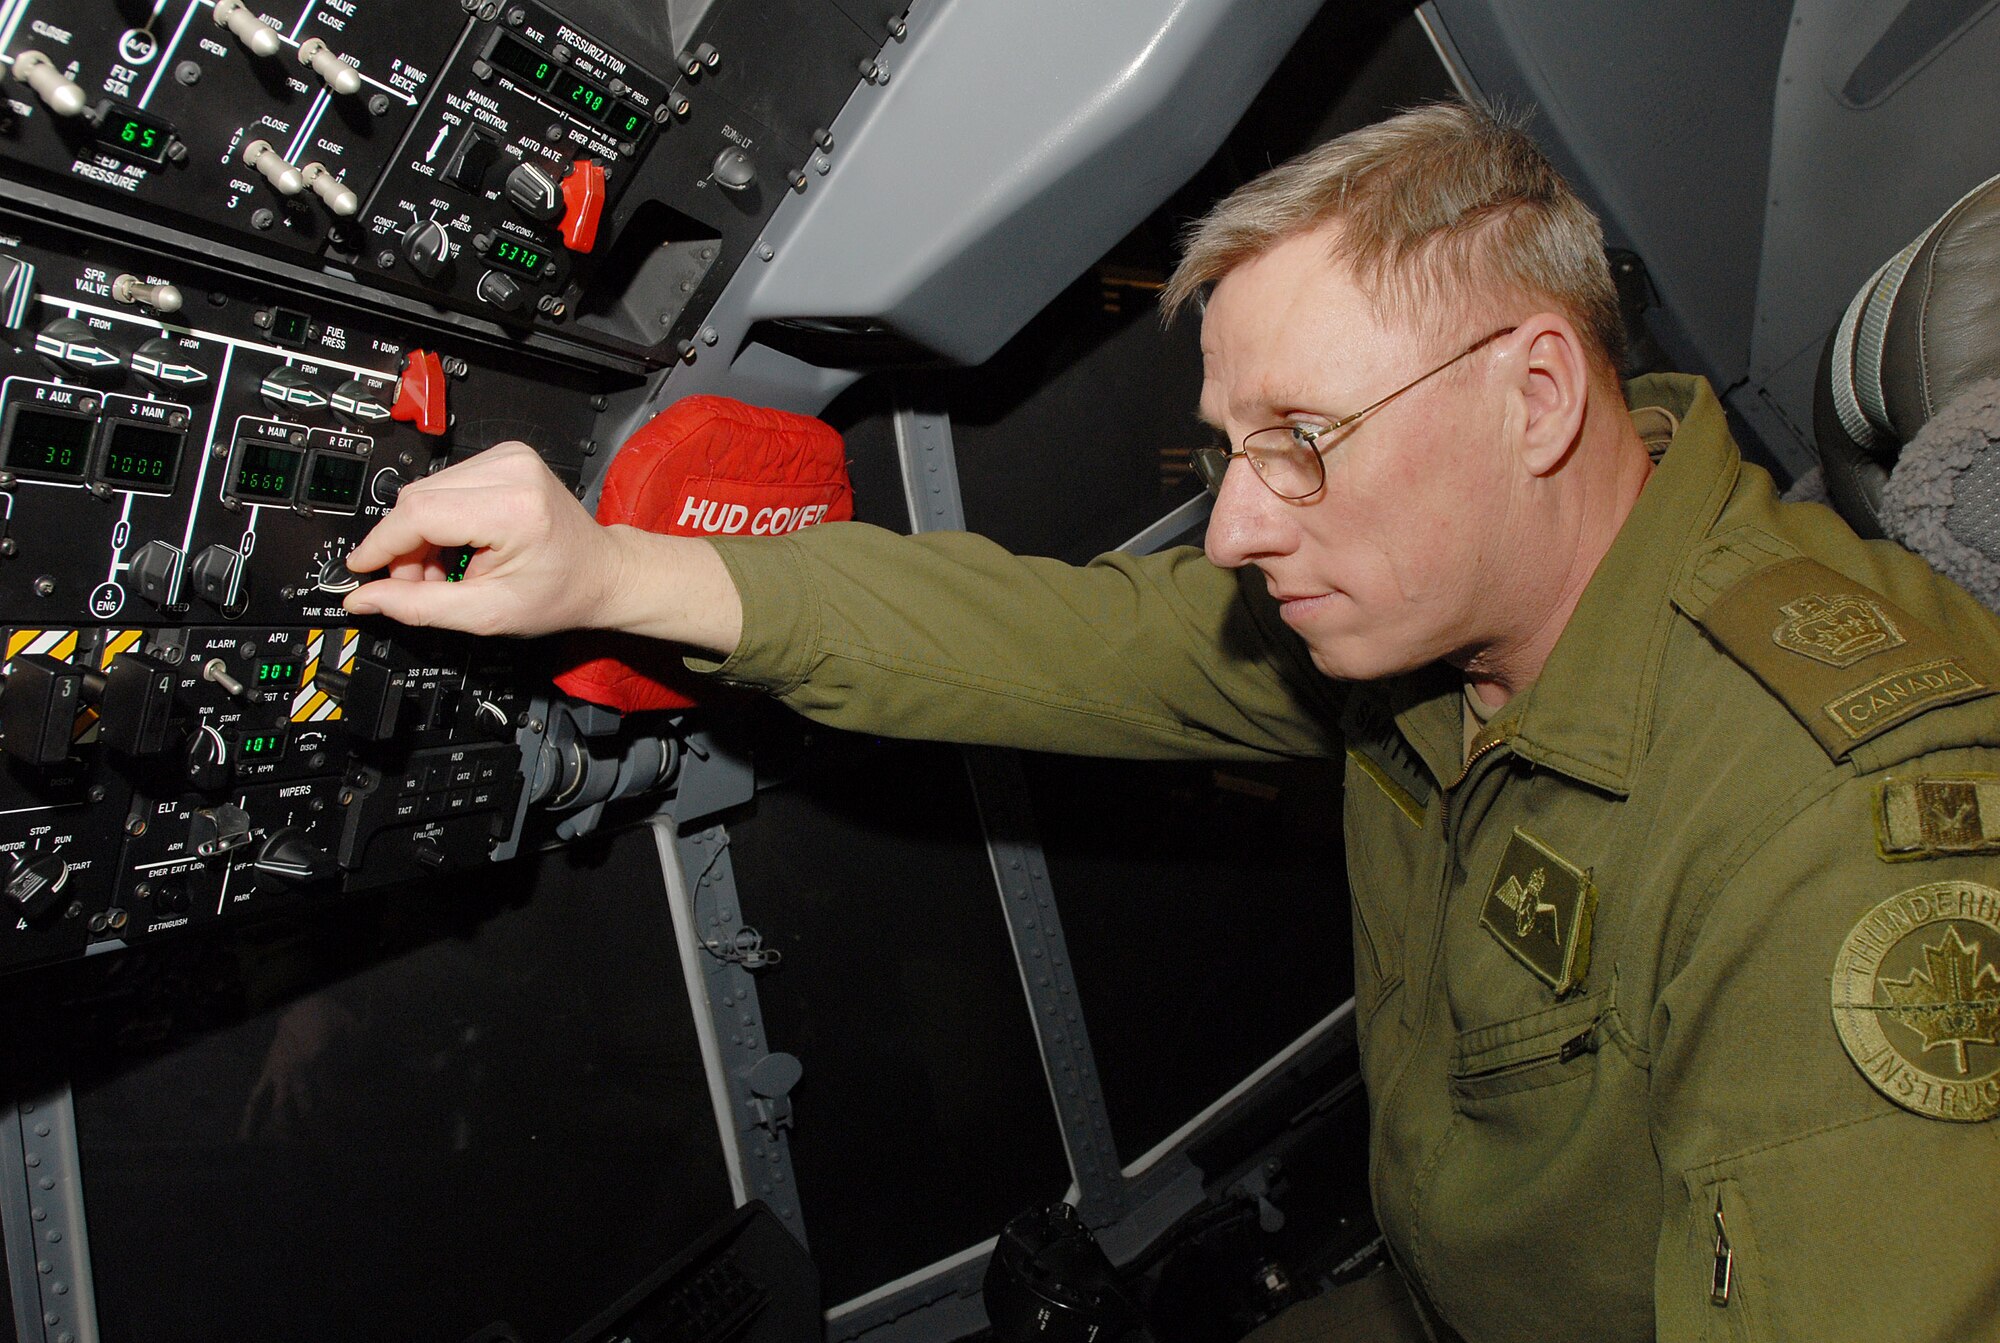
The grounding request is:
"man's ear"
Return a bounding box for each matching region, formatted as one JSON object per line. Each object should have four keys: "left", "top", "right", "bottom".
{"left": 1508, "top": 313, "right": 1590, "bottom": 478}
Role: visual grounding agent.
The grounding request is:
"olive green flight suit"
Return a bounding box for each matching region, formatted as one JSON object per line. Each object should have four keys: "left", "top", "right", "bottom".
{"left": 695, "top": 374, "right": 2000, "bottom": 1342}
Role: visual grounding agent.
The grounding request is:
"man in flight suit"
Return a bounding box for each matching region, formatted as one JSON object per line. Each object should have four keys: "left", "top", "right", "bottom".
{"left": 345, "top": 103, "right": 2000, "bottom": 1341}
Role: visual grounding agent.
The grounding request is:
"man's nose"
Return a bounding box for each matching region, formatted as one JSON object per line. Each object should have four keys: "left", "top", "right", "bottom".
{"left": 1203, "top": 461, "right": 1288, "bottom": 569}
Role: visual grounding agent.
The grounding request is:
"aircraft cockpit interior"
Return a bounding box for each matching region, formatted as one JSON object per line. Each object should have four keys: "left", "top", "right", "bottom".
{"left": 0, "top": 1, "right": 1994, "bottom": 1340}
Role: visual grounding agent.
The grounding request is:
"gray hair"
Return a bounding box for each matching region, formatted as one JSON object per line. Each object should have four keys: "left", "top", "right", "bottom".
{"left": 1163, "top": 101, "right": 1625, "bottom": 375}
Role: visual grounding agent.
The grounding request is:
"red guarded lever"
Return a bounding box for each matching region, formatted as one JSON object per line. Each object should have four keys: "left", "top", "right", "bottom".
{"left": 559, "top": 158, "right": 606, "bottom": 253}
{"left": 390, "top": 348, "right": 447, "bottom": 436}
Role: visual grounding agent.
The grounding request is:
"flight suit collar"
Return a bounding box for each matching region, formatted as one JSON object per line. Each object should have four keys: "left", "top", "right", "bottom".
{"left": 1499, "top": 374, "right": 1741, "bottom": 794}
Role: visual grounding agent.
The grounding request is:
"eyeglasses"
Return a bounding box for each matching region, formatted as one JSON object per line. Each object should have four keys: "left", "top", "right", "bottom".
{"left": 1192, "top": 326, "right": 1516, "bottom": 501}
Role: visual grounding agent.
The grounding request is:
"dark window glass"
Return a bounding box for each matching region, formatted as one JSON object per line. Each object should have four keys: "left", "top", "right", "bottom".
{"left": 1019, "top": 754, "right": 1352, "bottom": 1163}
{"left": 33, "top": 827, "right": 732, "bottom": 1343}
{"left": 727, "top": 725, "right": 1070, "bottom": 1305}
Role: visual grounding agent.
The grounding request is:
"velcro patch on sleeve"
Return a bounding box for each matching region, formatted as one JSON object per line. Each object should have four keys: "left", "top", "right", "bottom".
{"left": 1877, "top": 774, "right": 2000, "bottom": 860}
{"left": 1692, "top": 557, "right": 1994, "bottom": 758}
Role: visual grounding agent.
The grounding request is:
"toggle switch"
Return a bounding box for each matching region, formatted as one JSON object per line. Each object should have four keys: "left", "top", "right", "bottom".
{"left": 558, "top": 159, "right": 606, "bottom": 252}
{"left": 389, "top": 349, "right": 447, "bottom": 436}
{"left": 296, "top": 37, "right": 362, "bottom": 95}
{"left": 11, "top": 51, "right": 86, "bottom": 117}
{"left": 111, "top": 274, "right": 183, "bottom": 315}
{"left": 212, "top": 0, "right": 283, "bottom": 57}
{"left": 243, "top": 139, "right": 305, "bottom": 196}
{"left": 300, "top": 162, "right": 358, "bottom": 216}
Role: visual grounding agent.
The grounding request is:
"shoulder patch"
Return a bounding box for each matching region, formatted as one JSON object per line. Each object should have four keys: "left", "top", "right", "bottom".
{"left": 1690, "top": 557, "right": 1994, "bottom": 759}
{"left": 1877, "top": 775, "right": 2000, "bottom": 860}
{"left": 1832, "top": 880, "right": 2000, "bottom": 1121}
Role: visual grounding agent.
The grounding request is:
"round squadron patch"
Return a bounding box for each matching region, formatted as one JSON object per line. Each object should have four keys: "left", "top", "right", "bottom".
{"left": 1832, "top": 881, "right": 2000, "bottom": 1121}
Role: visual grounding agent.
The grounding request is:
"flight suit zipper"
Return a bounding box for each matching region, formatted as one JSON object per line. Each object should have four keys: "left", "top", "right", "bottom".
{"left": 1451, "top": 1027, "right": 1598, "bottom": 1082}
{"left": 1441, "top": 734, "right": 1511, "bottom": 832}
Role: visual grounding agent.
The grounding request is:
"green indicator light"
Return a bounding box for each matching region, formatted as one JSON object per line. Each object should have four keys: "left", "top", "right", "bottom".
{"left": 94, "top": 103, "right": 174, "bottom": 165}
{"left": 489, "top": 237, "right": 545, "bottom": 277}
{"left": 231, "top": 441, "right": 302, "bottom": 502}
{"left": 3, "top": 408, "right": 92, "bottom": 479}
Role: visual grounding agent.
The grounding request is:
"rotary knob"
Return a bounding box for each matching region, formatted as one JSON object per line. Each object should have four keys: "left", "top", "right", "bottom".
{"left": 401, "top": 218, "right": 452, "bottom": 280}
{"left": 260, "top": 366, "right": 327, "bottom": 411}
{"left": 331, "top": 378, "right": 392, "bottom": 424}
{"left": 503, "top": 162, "right": 563, "bottom": 223}
{"left": 5, "top": 851, "right": 70, "bottom": 924}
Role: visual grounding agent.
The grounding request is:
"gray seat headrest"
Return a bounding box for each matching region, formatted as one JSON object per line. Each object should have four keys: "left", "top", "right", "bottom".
{"left": 1814, "top": 170, "right": 2000, "bottom": 539}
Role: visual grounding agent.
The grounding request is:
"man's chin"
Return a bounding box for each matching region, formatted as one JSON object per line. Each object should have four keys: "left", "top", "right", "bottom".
{"left": 1304, "top": 639, "right": 1428, "bottom": 685}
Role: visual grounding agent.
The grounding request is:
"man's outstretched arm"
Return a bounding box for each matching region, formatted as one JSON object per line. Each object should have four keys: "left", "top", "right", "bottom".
{"left": 342, "top": 439, "right": 1342, "bottom": 760}
{"left": 341, "top": 440, "right": 744, "bottom": 655}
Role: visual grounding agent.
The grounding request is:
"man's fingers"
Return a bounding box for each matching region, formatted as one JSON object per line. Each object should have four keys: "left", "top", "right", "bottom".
{"left": 345, "top": 486, "right": 501, "bottom": 571}
{"left": 343, "top": 573, "right": 503, "bottom": 630}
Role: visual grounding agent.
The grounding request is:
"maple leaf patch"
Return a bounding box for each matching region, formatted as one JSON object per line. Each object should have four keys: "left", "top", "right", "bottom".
{"left": 1879, "top": 925, "right": 2000, "bottom": 1075}
{"left": 1832, "top": 882, "right": 2000, "bottom": 1122}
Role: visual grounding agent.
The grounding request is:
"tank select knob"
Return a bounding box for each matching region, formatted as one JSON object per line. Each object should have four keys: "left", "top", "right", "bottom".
{"left": 300, "top": 162, "right": 359, "bottom": 217}
{"left": 331, "top": 378, "right": 391, "bottom": 424}
{"left": 260, "top": 365, "right": 327, "bottom": 411}
{"left": 389, "top": 349, "right": 447, "bottom": 435}
{"left": 712, "top": 147, "right": 756, "bottom": 191}
{"left": 502, "top": 161, "right": 562, "bottom": 223}
{"left": 128, "top": 539, "right": 184, "bottom": 606}
{"left": 212, "top": 0, "right": 283, "bottom": 57}
{"left": 110, "top": 273, "right": 184, "bottom": 315}
{"left": 400, "top": 217, "right": 452, "bottom": 279}
{"left": 1, "top": 654, "right": 82, "bottom": 766}
{"left": 132, "top": 337, "right": 209, "bottom": 387}
{"left": 296, "top": 37, "right": 362, "bottom": 95}
{"left": 34, "top": 317, "right": 120, "bottom": 374}
{"left": 558, "top": 159, "right": 606, "bottom": 252}
{"left": 91, "top": 652, "right": 176, "bottom": 757}
{"left": 243, "top": 139, "right": 306, "bottom": 196}
{"left": 11, "top": 51, "right": 86, "bottom": 118}
{"left": 252, "top": 828, "right": 335, "bottom": 884}
{"left": 5, "top": 851, "right": 70, "bottom": 924}
{"left": 475, "top": 269, "right": 525, "bottom": 312}
{"left": 315, "top": 554, "right": 364, "bottom": 594}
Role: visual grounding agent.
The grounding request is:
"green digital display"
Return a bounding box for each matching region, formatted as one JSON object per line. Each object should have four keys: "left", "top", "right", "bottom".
{"left": 557, "top": 73, "right": 610, "bottom": 121}
{"left": 305, "top": 452, "right": 366, "bottom": 509}
{"left": 269, "top": 307, "right": 311, "bottom": 348}
{"left": 236, "top": 730, "right": 285, "bottom": 760}
{"left": 3, "top": 407, "right": 93, "bottom": 479}
{"left": 488, "top": 34, "right": 558, "bottom": 90}
{"left": 489, "top": 236, "right": 544, "bottom": 276}
{"left": 231, "top": 440, "right": 301, "bottom": 501}
{"left": 256, "top": 660, "right": 301, "bottom": 688}
{"left": 607, "top": 103, "right": 651, "bottom": 142}
{"left": 97, "top": 421, "right": 183, "bottom": 490}
{"left": 95, "top": 104, "right": 173, "bottom": 164}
